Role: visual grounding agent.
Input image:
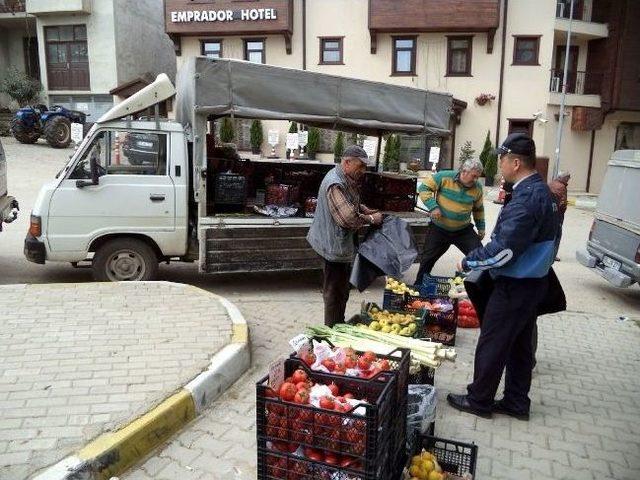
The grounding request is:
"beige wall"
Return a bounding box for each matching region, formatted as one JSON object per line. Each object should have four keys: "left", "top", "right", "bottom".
{"left": 0, "top": 27, "right": 32, "bottom": 108}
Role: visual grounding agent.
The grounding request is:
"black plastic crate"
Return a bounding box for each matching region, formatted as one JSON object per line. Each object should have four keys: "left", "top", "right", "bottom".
{"left": 289, "top": 338, "right": 410, "bottom": 405}
{"left": 412, "top": 434, "right": 478, "bottom": 478}
{"left": 420, "top": 275, "right": 454, "bottom": 296}
{"left": 382, "top": 289, "right": 407, "bottom": 311}
{"left": 256, "top": 359, "right": 404, "bottom": 479}
{"left": 408, "top": 365, "right": 435, "bottom": 386}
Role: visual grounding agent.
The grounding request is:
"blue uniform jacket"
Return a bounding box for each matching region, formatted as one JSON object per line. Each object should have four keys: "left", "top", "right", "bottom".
{"left": 462, "top": 173, "right": 559, "bottom": 279}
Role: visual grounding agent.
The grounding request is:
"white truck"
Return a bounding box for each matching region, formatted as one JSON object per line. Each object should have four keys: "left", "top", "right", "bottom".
{"left": 25, "top": 58, "right": 452, "bottom": 281}
{"left": 0, "top": 138, "right": 19, "bottom": 232}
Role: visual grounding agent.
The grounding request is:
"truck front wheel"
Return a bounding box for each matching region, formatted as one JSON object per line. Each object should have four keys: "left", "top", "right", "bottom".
{"left": 93, "top": 238, "right": 158, "bottom": 282}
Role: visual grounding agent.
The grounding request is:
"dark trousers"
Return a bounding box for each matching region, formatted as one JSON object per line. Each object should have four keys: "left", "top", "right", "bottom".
{"left": 323, "top": 260, "right": 351, "bottom": 327}
{"left": 415, "top": 224, "right": 482, "bottom": 285}
{"left": 467, "top": 276, "right": 548, "bottom": 414}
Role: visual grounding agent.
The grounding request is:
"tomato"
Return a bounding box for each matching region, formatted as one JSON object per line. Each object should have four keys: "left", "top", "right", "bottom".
{"left": 304, "top": 447, "right": 324, "bottom": 462}
{"left": 321, "top": 358, "right": 336, "bottom": 371}
{"left": 334, "top": 402, "right": 350, "bottom": 413}
{"left": 362, "top": 351, "right": 377, "bottom": 363}
{"left": 357, "top": 356, "right": 371, "bottom": 371}
{"left": 344, "top": 393, "right": 354, "bottom": 400}
{"left": 328, "top": 382, "right": 339, "bottom": 396}
{"left": 319, "top": 396, "right": 335, "bottom": 410}
{"left": 324, "top": 452, "right": 339, "bottom": 465}
{"left": 344, "top": 356, "right": 357, "bottom": 369}
{"left": 265, "top": 387, "right": 278, "bottom": 398}
{"left": 302, "top": 352, "right": 316, "bottom": 366}
{"left": 333, "top": 363, "right": 346, "bottom": 374}
{"left": 291, "top": 368, "right": 308, "bottom": 384}
{"left": 294, "top": 389, "right": 309, "bottom": 404}
{"left": 378, "top": 359, "right": 390, "bottom": 371}
{"left": 279, "top": 382, "right": 297, "bottom": 401}
{"left": 339, "top": 456, "right": 359, "bottom": 468}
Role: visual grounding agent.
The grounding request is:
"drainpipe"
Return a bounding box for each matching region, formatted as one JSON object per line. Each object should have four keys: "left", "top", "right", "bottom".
{"left": 553, "top": 0, "right": 575, "bottom": 180}
{"left": 495, "top": 0, "right": 509, "bottom": 147}
{"left": 302, "top": 0, "right": 307, "bottom": 70}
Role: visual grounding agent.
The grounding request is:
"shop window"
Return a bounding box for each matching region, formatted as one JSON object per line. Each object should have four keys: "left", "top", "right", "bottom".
{"left": 201, "top": 39, "right": 223, "bottom": 59}
{"left": 615, "top": 123, "right": 640, "bottom": 150}
{"left": 513, "top": 36, "right": 541, "bottom": 65}
{"left": 244, "top": 39, "right": 265, "bottom": 64}
{"left": 447, "top": 36, "right": 472, "bottom": 76}
{"left": 320, "top": 37, "right": 343, "bottom": 65}
{"left": 392, "top": 36, "right": 416, "bottom": 76}
{"left": 45, "top": 24, "right": 89, "bottom": 90}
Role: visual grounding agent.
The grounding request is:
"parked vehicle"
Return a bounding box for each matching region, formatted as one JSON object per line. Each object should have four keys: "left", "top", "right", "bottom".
{"left": 10, "top": 104, "right": 86, "bottom": 148}
{"left": 576, "top": 150, "right": 640, "bottom": 288}
{"left": 25, "top": 59, "right": 451, "bottom": 281}
{"left": 0, "top": 137, "right": 19, "bottom": 232}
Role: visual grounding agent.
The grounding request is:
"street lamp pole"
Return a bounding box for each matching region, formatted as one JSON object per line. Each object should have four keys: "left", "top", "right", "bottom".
{"left": 553, "top": 0, "right": 575, "bottom": 180}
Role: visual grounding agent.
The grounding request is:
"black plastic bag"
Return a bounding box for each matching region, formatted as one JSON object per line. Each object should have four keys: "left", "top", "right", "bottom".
{"left": 350, "top": 215, "right": 418, "bottom": 291}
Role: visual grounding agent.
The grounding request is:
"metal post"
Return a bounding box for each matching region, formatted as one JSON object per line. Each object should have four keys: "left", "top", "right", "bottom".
{"left": 553, "top": 0, "right": 575, "bottom": 180}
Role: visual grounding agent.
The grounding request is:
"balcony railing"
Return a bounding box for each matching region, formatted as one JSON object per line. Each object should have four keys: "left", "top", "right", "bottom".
{"left": 549, "top": 69, "right": 603, "bottom": 95}
{"left": 556, "top": 0, "right": 593, "bottom": 22}
{"left": 0, "top": 0, "right": 26, "bottom": 13}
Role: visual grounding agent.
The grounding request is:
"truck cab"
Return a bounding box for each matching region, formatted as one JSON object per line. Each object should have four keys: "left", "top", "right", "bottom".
{"left": 0, "top": 137, "right": 19, "bottom": 231}
{"left": 25, "top": 119, "right": 191, "bottom": 280}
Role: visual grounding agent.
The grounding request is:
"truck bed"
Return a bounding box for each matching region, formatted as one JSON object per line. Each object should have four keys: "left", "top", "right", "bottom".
{"left": 200, "top": 211, "right": 429, "bottom": 273}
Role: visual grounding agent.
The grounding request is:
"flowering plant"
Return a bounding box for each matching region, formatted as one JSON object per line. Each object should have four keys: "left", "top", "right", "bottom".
{"left": 475, "top": 93, "right": 496, "bottom": 106}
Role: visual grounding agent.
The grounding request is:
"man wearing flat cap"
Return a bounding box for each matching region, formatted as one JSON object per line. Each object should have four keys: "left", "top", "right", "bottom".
{"left": 307, "top": 145, "right": 383, "bottom": 326}
{"left": 447, "top": 133, "right": 560, "bottom": 421}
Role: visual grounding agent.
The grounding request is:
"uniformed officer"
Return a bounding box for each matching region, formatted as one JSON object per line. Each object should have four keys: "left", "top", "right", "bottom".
{"left": 447, "top": 133, "right": 559, "bottom": 420}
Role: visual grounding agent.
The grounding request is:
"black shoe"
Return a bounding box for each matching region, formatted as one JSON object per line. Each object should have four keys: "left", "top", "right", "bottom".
{"left": 492, "top": 400, "right": 530, "bottom": 421}
{"left": 446, "top": 393, "right": 492, "bottom": 419}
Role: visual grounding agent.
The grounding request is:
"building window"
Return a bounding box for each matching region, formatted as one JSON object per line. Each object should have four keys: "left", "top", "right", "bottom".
{"left": 45, "top": 24, "right": 89, "bottom": 90}
{"left": 447, "top": 36, "right": 472, "bottom": 76}
{"left": 615, "top": 123, "right": 640, "bottom": 150}
{"left": 319, "top": 37, "right": 343, "bottom": 65}
{"left": 244, "top": 39, "right": 265, "bottom": 64}
{"left": 201, "top": 40, "right": 222, "bottom": 59}
{"left": 508, "top": 119, "right": 534, "bottom": 137}
{"left": 392, "top": 36, "right": 416, "bottom": 76}
{"left": 513, "top": 36, "right": 541, "bottom": 65}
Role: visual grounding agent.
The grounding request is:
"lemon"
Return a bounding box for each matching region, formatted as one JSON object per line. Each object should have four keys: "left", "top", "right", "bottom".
{"left": 421, "top": 459, "right": 434, "bottom": 473}
{"left": 369, "top": 321, "right": 381, "bottom": 331}
{"left": 411, "top": 455, "right": 422, "bottom": 466}
{"left": 381, "top": 325, "right": 392, "bottom": 333}
{"left": 409, "top": 465, "right": 421, "bottom": 477}
{"left": 428, "top": 472, "right": 443, "bottom": 480}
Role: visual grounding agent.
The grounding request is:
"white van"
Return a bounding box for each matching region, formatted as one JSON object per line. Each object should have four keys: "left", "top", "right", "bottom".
{"left": 576, "top": 150, "right": 640, "bottom": 288}
{"left": 0, "top": 138, "right": 19, "bottom": 232}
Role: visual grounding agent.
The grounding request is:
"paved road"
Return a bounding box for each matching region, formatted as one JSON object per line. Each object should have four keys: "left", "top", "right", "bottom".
{"left": 0, "top": 282, "right": 232, "bottom": 480}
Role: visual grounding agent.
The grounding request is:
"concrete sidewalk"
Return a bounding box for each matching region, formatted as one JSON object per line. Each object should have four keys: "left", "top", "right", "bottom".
{"left": 0, "top": 282, "right": 249, "bottom": 480}
{"left": 124, "top": 300, "right": 640, "bottom": 480}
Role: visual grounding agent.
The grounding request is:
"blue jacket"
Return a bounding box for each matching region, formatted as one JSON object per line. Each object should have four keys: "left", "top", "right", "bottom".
{"left": 462, "top": 173, "right": 559, "bottom": 279}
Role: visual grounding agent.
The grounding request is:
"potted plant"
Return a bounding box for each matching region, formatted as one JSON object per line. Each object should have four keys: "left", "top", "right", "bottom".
{"left": 383, "top": 134, "right": 400, "bottom": 172}
{"left": 478, "top": 131, "right": 493, "bottom": 184}
{"left": 0, "top": 67, "right": 42, "bottom": 107}
{"left": 286, "top": 121, "right": 298, "bottom": 159}
{"left": 219, "top": 117, "right": 235, "bottom": 144}
{"left": 250, "top": 119, "right": 263, "bottom": 155}
{"left": 474, "top": 93, "right": 495, "bottom": 106}
{"left": 307, "top": 127, "right": 320, "bottom": 160}
{"left": 333, "top": 131, "right": 345, "bottom": 163}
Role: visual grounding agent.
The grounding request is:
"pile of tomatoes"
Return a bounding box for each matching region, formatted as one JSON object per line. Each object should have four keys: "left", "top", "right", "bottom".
{"left": 457, "top": 300, "right": 479, "bottom": 328}
{"left": 299, "top": 348, "right": 391, "bottom": 379}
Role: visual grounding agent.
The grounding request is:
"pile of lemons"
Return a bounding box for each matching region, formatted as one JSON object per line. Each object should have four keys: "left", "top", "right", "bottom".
{"left": 385, "top": 277, "right": 420, "bottom": 296}
{"left": 367, "top": 307, "right": 417, "bottom": 336}
{"left": 408, "top": 450, "right": 445, "bottom": 480}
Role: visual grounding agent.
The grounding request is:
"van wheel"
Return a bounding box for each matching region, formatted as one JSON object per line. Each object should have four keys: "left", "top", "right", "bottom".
{"left": 93, "top": 238, "right": 158, "bottom": 282}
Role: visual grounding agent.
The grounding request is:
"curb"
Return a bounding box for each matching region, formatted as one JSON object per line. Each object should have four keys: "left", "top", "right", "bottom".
{"left": 32, "top": 284, "right": 250, "bottom": 480}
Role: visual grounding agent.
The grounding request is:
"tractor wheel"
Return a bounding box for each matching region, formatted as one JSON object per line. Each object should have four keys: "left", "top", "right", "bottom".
{"left": 44, "top": 116, "right": 72, "bottom": 148}
{"left": 10, "top": 119, "right": 40, "bottom": 144}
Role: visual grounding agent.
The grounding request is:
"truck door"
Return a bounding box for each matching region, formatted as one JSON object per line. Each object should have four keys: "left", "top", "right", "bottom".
{"left": 47, "top": 128, "right": 177, "bottom": 255}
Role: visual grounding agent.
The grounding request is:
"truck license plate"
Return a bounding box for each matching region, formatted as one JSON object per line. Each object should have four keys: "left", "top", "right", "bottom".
{"left": 602, "top": 256, "right": 621, "bottom": 270}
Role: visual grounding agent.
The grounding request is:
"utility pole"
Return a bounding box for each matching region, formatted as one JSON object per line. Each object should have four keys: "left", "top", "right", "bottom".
{"left": 553, "top": 0, "right": 575, "bottom": 180}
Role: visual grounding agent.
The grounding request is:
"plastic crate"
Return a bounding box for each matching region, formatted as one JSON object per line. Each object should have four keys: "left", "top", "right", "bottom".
{"left": 256, "top": 359, "right": 405, "bottom": 479}
{"left": 382, "top": 289, "right": 407, "bottom": 311}
{"left": 412, "top": 434, "right": 478, "bottom": 478}
{"left": 408, "top": 365, "right": 435, "bottom": 386}
{"left": 408, "top": 294, "right": 458, "bottom": 347}
{"left": 354, "top": 303, "right": 427, "bottom": 339}
{"left": 420, "top": 275, "right": 454, "bottom": 296}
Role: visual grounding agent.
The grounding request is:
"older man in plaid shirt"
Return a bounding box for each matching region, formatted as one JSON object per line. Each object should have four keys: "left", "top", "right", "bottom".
{"left": 307, "top": 145, "right": 383, "bottom": 326}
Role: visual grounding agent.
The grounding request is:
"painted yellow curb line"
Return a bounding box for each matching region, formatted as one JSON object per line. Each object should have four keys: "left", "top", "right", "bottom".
{"left": 78, "top": 389, "right": 196, "bottom": 480}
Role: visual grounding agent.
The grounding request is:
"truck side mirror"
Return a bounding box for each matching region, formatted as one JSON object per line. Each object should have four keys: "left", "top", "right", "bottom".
{"left": 76, "top": 153, "right": 101, "bottom": 189}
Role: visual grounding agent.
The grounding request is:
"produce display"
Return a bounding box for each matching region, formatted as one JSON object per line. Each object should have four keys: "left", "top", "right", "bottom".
{"left": 308, "top": 324, "right": 456, "bottom": 370}
{"left": 407, "top": 298, "right": 454, "bottom": 313}
{"left": 447, "top": 276, "right": 467, "bottom": 299}
{"left": 366, "top": 306, "right": 419, "bottom": 337}
{"left": 456, "top": 300, "right": 479, "bottom": 329}
{"left": 408, "top": 450, "right": 446, "bottom": 480}
{"left": 385, "top": 277, "right": 420, "bottom": 296}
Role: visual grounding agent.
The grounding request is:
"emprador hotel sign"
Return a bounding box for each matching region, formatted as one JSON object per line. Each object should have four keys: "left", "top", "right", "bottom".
{"left": 169, "top": 7, "right": 278, "bottom": 23}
